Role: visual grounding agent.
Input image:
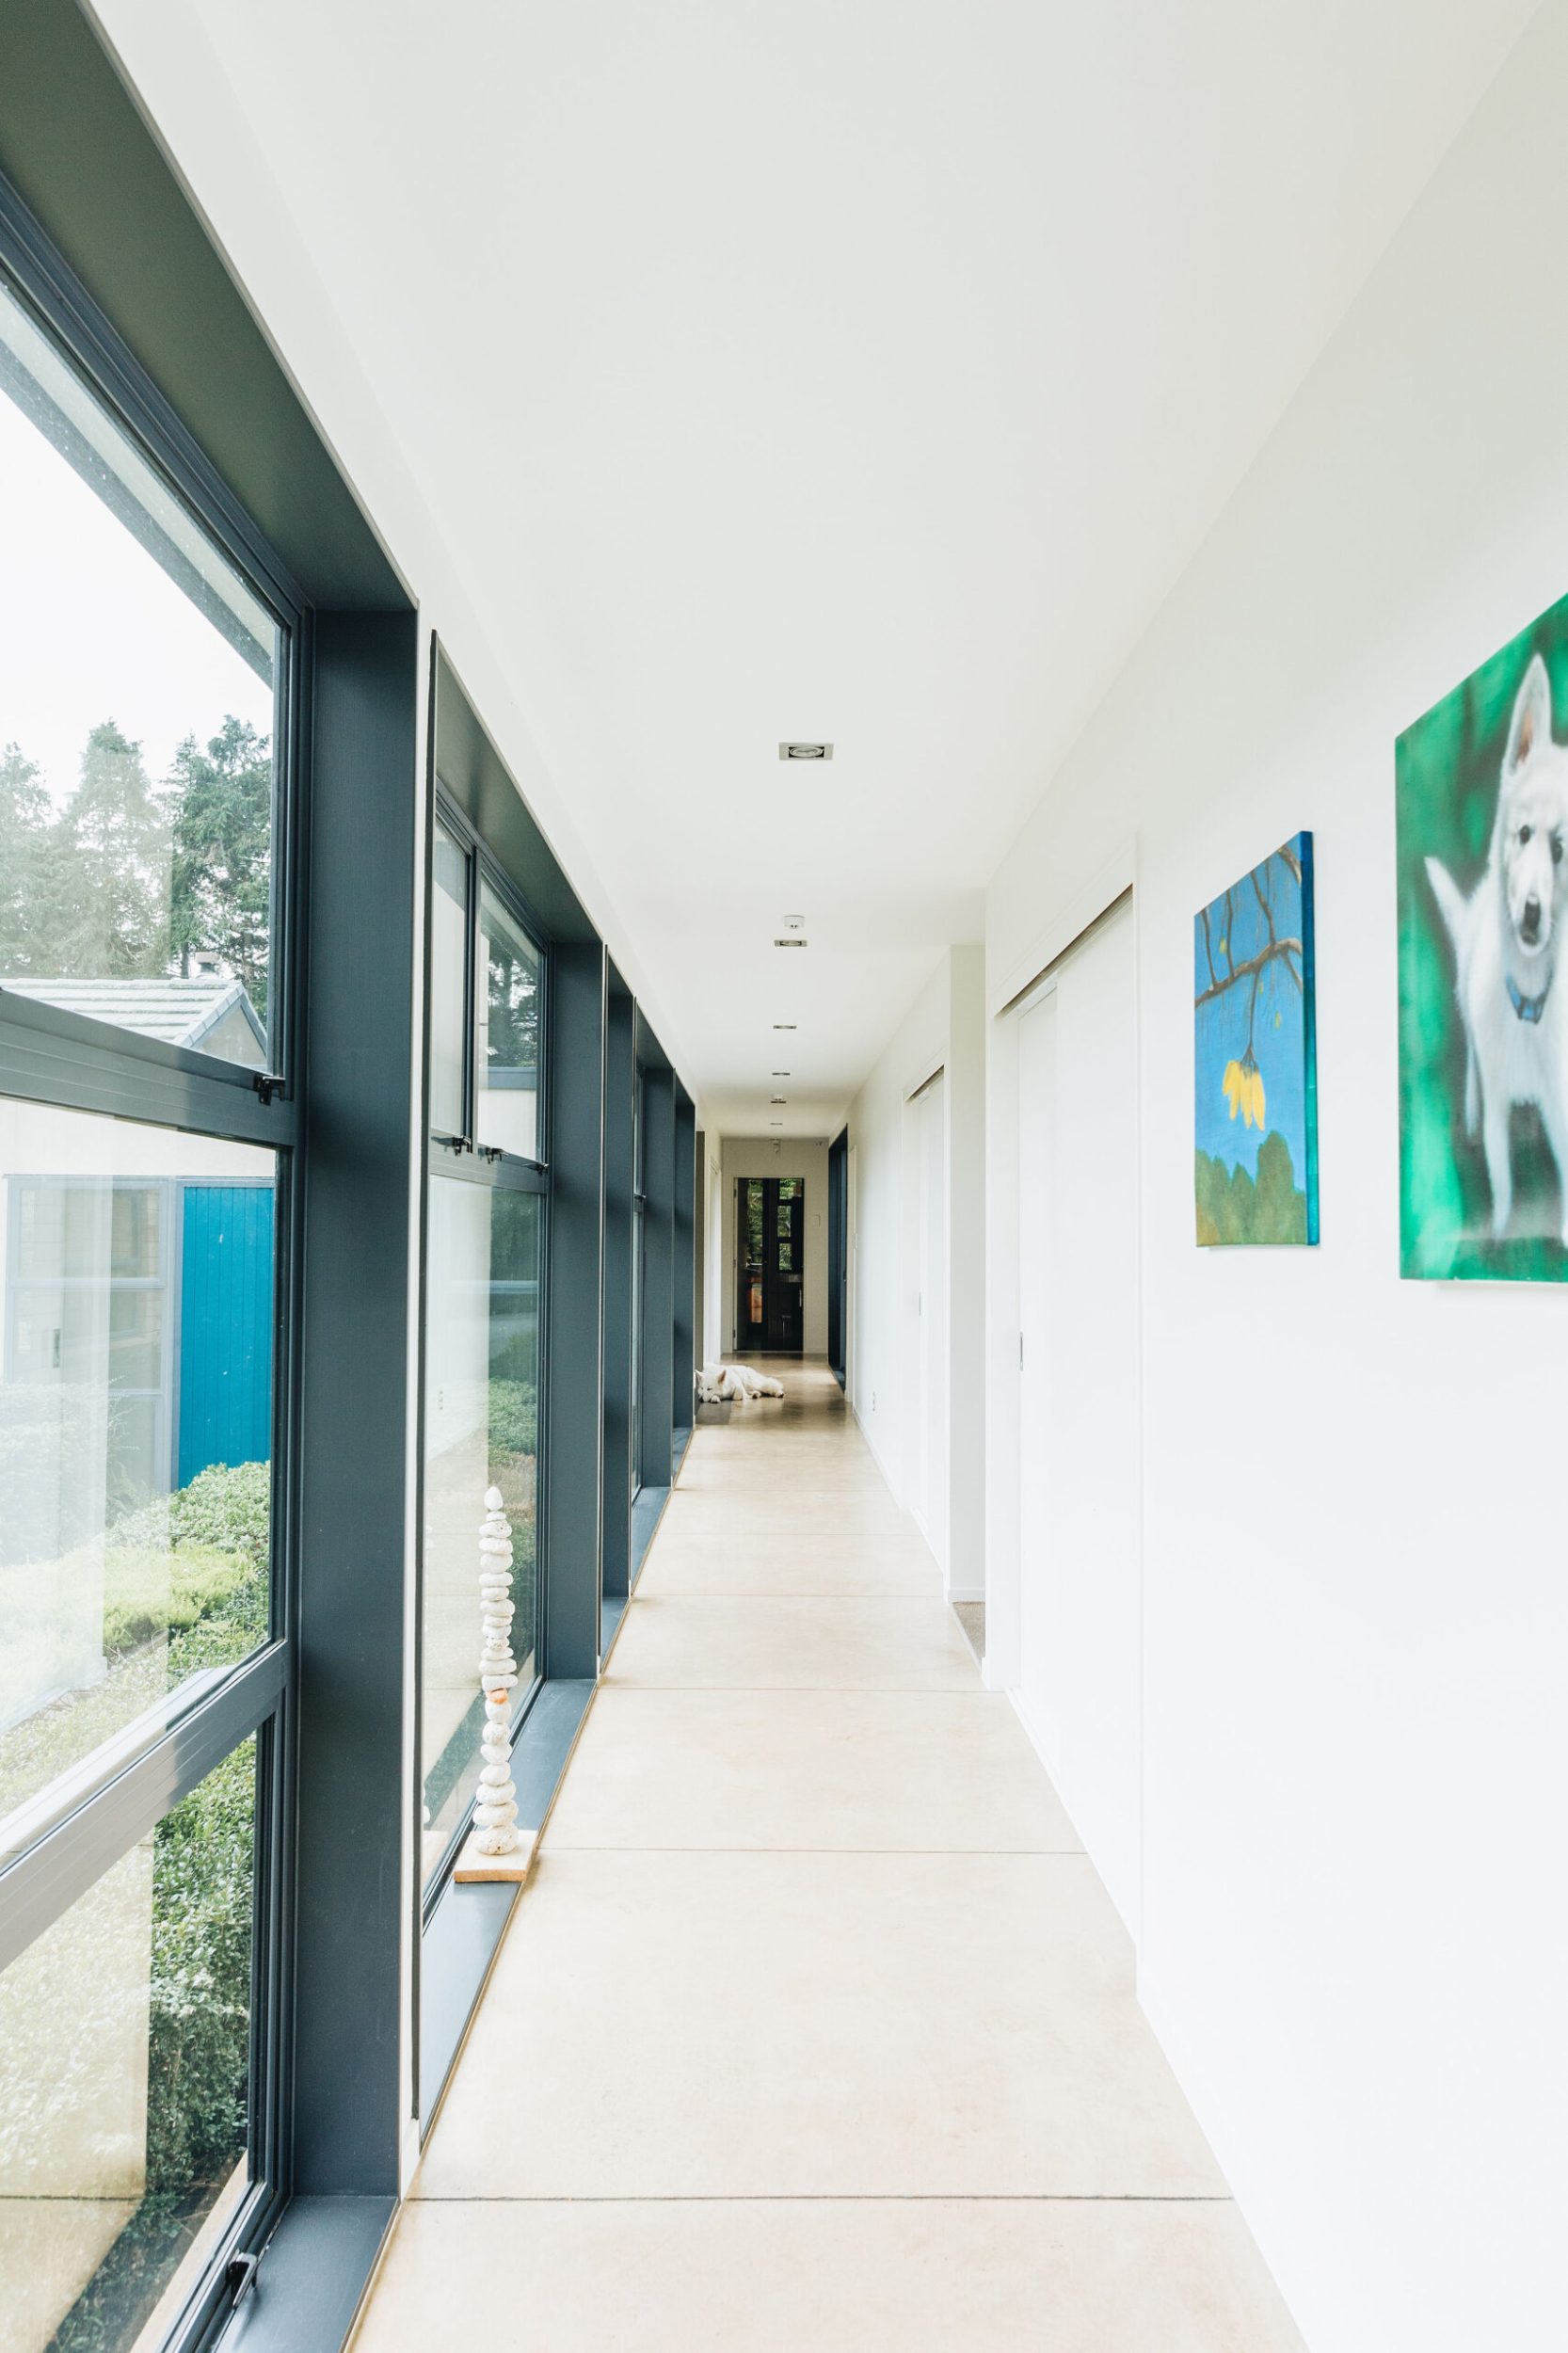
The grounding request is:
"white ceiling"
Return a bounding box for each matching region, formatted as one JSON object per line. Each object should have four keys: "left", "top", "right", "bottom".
{"left": 104, "top": 0, "right": 1529, "bottom": 1134}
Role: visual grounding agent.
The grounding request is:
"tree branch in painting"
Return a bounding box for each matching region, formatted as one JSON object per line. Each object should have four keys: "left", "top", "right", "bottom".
{"left": 1192, "top": 936, "right": 1304, "bottom": 1011}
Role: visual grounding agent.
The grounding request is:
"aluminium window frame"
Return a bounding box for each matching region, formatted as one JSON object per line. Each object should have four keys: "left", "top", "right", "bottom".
{"left": 416, "top": 780, "right": 554, "bottom": 1921}
{"left": 0, "top": 163, "right": 309, "bottom": 2353}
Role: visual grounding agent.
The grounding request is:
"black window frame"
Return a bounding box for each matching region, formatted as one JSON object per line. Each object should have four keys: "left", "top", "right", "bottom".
{"left": 0, "top": 160, "right": 310, "bottom": 2353}
{"left": 417, "top": 782, "right": 553, "bottom": 1921}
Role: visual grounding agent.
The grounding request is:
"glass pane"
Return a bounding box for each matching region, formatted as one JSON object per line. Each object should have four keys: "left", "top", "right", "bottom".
{"left": 429, "top": 822, "right": 469, "bottom": 1139}
{"left": 630, "top": 1200, "right": 645, "bottom": 1500}
{"left": 0, "top": 1101, "right": 275, "bottom": 1836}
{"left": 0, "top": 279, "right": 278, "bottom": 1067}
{"left": 421, "top": 1178, "right": 540, "bottom": 1886}
{"left": 0, "top": 1737, "right": 257, "bottom": 2352}
{"left": 475, "top": 885, "right": 541, "bottom": 1160}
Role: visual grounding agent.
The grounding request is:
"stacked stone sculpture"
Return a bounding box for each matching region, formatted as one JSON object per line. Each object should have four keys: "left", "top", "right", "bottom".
{"left": 473, "top": 1485, "right": 520, "bottom": 1855}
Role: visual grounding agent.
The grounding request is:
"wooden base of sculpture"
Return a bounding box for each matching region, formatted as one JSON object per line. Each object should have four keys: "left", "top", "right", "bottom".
{"left": 454, "top": 1821, "right": 540, "bottom": 1884}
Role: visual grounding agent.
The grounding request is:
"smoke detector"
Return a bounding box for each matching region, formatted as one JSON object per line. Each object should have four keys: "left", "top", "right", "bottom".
{"left": 778, "top": 742, "right": 832, "bottom": 761}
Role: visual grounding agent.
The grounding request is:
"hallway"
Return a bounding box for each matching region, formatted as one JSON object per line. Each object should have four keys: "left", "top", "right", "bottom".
{"left": 355, "top": 1363, "right": 1303, "bottom": 2350}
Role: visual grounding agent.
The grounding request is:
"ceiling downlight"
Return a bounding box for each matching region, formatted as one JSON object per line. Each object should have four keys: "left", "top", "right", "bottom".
{"left": 778, "top": 742, "right": 832, "bottom": 761}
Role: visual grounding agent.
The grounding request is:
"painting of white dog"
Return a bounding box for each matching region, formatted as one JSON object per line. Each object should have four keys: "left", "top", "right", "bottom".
{"left": 1399, "top": 610, "right": 1568, "bottom": 1279}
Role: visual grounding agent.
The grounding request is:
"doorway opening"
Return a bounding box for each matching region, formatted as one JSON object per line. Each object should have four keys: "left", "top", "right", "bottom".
{"left": 737, "top": 1176, "right": 805, "bottom": 1353}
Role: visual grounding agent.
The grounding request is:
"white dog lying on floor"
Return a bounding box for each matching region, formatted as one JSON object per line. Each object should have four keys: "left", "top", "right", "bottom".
{"left": 697, "top": 1364, "right": 784, "bottom": 1402}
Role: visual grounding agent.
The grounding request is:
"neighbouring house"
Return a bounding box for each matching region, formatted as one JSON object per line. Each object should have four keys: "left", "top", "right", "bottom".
{"left": 3, "top": 973, "right": 268, "bottom": 1069}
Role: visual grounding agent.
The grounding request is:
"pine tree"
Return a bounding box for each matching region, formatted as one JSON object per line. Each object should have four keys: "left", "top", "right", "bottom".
{"left": 0, "top": 742, "right": 52, "bottom": 977}
{"left": 167, "top": 718, "right": 271, "bottom": 1016}
{"left": 52, "top": 719, "right": 170, "bottom": 977}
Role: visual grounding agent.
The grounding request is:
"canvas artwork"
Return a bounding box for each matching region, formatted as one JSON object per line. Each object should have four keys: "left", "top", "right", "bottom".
{"left": 1398, "top": 596, "right": 1568, "bottom": 1280}
{"left": 1194, "top": 833, "right": 1318, "bottom": 1246}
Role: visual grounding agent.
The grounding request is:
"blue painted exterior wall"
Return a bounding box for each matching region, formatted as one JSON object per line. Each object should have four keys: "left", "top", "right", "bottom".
{"left": 178, "top": 1183, "right": 274, "bottom": 1484}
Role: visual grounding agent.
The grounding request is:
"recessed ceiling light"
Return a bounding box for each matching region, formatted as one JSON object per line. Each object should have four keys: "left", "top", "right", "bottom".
{"left": 770, "top": 1096, "right": 787, "bottom": 1105}
{"left": 769, "top": 1120, "right": 783, "bottom": 1127}
{"left": 773, "top": 937, "right": 808, "bottom": 949}
{"left": 778, "top": 742, "right": 832, "bottom": 761}
{"left": 772, "top": 1069, "right": 791, "bottom": 1077}
{"left": 773, "top": 1023, "right": 796, "bottom": 1032}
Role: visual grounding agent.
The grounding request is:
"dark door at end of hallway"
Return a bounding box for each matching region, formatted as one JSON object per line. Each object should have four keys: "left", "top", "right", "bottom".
{"left": 737, "top": 1176, "right": 804, "bottom": 1353}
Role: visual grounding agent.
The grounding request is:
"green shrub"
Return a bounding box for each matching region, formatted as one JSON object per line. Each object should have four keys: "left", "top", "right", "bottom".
{"left": 488, "top": 1379, "right": 537, "bottom": 1461}
{"left": 99, "top": 1545, "right": 252, "bottom": 1657}
{"left": 114, "top": 1458, "right": 270, "bottom": 1572}
{"left": 146, "top": 1733, "right": 255, "bottom": 2193}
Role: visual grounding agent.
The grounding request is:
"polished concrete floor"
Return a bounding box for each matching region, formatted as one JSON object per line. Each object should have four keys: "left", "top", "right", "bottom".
{"left": 353, "top": 1359, "right": 1304, "bottom": 2350}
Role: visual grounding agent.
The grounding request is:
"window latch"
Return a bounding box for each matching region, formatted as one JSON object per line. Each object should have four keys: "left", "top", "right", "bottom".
{"left": 226, "top": 2251, "right": 260, "bottom": 2308}
{"left": 478, "top": 1144, "right": 503, "bottom": 1163}
{"left": 252, "top": 1070, "right": 286, "bottom": 1106}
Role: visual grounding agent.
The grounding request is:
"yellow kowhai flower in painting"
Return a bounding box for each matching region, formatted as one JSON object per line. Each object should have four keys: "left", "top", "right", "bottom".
{"left": 1221, "top": 1052, "right": 1266, "bottom": 1130}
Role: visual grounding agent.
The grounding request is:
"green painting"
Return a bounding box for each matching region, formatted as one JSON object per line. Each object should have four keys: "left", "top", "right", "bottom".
{"left": 1398, "top": 596, "right": 1568, "bottom": 1279}
{"left": 1194, "top": 835, "right": 1318, "bottom": 1246}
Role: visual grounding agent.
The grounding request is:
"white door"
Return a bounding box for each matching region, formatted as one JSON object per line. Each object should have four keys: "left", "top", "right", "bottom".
{"left": 910, "top": 1073, "right": 948, "bottom": 1570}
{"left": 1015, "top": 900, "right": 1141, "bottom": 1932}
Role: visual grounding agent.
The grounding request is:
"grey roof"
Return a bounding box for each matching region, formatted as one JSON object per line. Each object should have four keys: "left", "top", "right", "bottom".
{"left": 3, "top": 975, "right": 267, "bottom": 1056}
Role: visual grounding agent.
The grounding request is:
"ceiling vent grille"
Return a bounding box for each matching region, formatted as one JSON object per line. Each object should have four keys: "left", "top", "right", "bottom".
{"left": 778, "top": 742, "right": 832, "bottom": 761}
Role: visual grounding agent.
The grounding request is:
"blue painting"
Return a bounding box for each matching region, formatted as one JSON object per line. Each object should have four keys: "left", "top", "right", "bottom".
{"left": 1194, "top": 833, "right": 1319, "bottom": 1245}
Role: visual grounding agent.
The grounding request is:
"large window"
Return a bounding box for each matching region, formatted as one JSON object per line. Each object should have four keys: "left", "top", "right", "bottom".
{"left": 0, "top": 277, "right": 279, "bottom": 1069}
{"left": 0, "top": 216, "right": 296, "bottom": 2353}
{"left": 0, "top": 1101, "right": 274, "bottom": 1833}
{"left": 0, "top": 1740, "right": 259, "bottom": 2352}
{"left": 420, "top": 800, "right": 547, "bottom": 1897}
{"left": 421, "top": 1180, "right": 540, "bottom": 1879}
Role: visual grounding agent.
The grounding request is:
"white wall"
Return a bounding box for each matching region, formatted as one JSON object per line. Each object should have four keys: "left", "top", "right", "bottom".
{"left": 1011, "top": 903, "right": 1143, "bottom": 1937}
{"left": 985, "top": 13, "right": 1568, "bottom": 2348}
{"left": 847, "top": 947, "right": 986, "bottom": 1593}
{"left": 719, "top": 1138, "right": 829, "bottom": 1357}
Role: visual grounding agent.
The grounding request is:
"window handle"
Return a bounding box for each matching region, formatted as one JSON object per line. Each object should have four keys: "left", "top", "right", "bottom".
{"left": 226, "top": 2252, "right": 259, "bottom": 2308}
{"left": 251, "top": 1069, "right": 287, "bottom": 1106}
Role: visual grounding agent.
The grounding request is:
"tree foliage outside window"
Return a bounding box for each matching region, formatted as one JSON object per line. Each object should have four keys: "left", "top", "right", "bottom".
{"left": 27, "top": 1465, "right": 267, "bottom": 2353}
{"left": 485, "top": 929, "right": 538, "bottom": 1078}
{"left": 0, "top": 714, "right": 271, "bottom": 1016}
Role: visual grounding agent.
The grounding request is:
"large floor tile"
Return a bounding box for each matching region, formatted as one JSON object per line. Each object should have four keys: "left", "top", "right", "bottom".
{"left": 636, "top": 1529, "right": 938, "bottom": 1597}
{"left": 662, "top": 1489, "right": 911, "bottom": 1537}
{"left": 677, "top": 1457, "right": 889, "bottom": 1493}
{"left": 415, "top": 1849, "right": 1224, "bottom": 2199}
{"left": 605, "top": 1594, "right": 978, "bottom": 1689}
{"left": 545, "top": 1688, "right": 1082, "bottom": 1851}
{"left": 355, "top": 2198, "right": 1304, "bottom": 2353}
